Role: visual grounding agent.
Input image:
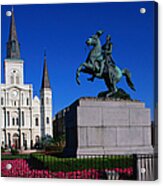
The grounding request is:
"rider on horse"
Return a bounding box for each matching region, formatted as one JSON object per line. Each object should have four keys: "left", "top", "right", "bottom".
{"left": 76, "top": 30, "right": 136, "bottom": 97}
{"left": 102, "top": 34, "right": 115, "bottom": 67}
{"left": 87, "top": 32, "right": 116, "bottom": 82}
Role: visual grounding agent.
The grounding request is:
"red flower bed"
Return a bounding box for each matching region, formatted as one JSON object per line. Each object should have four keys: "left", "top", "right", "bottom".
{"left": 105, "top": 167, "right": 133, "bottom": 176}
{"left": 1, "top": 159, "right": 133, "bottom": 179}
{"left": 1, "top": 159, "right": 100, "bottom": 179}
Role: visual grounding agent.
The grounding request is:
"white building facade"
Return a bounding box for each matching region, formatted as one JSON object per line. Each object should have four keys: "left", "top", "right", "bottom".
{"left": 0, "top": 10, "right": 53, "bottom": 149}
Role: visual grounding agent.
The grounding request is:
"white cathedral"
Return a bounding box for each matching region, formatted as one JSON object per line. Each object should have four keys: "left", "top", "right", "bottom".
{"left": 0, "top": 9, "right": 53, "bottom": 150}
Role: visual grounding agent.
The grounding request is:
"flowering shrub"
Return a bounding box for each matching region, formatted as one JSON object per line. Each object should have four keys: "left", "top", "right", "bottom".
{"left": 1, "top": 159, "right": 100, "bottom": 179}
{"left": 1, "top": 159, "right": 133, "bottom": 179}
{"left": 105, "top": 167, "right": 133, "bottom": 176}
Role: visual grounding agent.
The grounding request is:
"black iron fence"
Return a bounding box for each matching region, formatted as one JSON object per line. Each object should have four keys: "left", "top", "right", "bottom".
{"left": 28, "top": 153, "right": 157, "bottom": 180}
{"left": 136, "top": 154, "right": 158, "bottom": 181}
{"left": 28, "top": 154, "right": 135, "bottom": 180}
{"left": 1, "top": 153, "right": 157, "bottom": 180}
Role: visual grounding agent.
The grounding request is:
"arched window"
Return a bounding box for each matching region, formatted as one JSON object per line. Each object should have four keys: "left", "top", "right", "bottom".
{"left": 35, "top": 135, "right": 40, "bottom": 143}
{"left": 11, "top": 76, "right": 14, "bottom": 84}
{"left": 35, "top": 118, "right": 39, "bottom": 126}
{"left": 22, "top": 112, "right": 24, "bottom": 126}
{"left": 1, "top": 97, "right": 4, "bottom": 105}
{"left": 46, "top": 117, "right": 49, "bottom": 124}
{"left": 16, "top": 76, "right": 19, "bottom": 84}
{"left": 7, "top": 111, "right": 10, "bottom": 126}
{"left": 7, "top": 93, "right": 9, "bottom": 105}
{"left": 27, "top": 98, "right": 29, "bottom": 106}
{"left": 16, "top": 118, "right": 19, "bottom": 126}
{"left": 12, "top": 118, "right": 15, "bottom": 126}
{"left": 12, "top": 133, "right": 19, "bottom": 149}
{"left": 22, "top": 93, "right": 24, "bottom": 105}
{"left": 46, "top": 97, "right": 49, "bottom": 104}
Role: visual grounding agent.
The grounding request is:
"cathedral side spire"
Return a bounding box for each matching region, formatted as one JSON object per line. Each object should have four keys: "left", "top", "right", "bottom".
{"left": 40, "top": 51, "right": 53, "bottom": 137}
{"left": 41, "top": 52, "right": 51, "bottom": 89}
{"left": 6, "top": 8, "right": 20, "bottom": 59}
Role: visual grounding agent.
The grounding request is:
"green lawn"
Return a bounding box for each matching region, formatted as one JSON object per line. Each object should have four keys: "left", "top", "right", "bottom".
{"left": 1, "top": 154, "right": 30, "bottom": 160}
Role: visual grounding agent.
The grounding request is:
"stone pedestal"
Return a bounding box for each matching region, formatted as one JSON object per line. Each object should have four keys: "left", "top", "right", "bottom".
{"left": 64, "top": 98, "right": 153, "bottom": 157}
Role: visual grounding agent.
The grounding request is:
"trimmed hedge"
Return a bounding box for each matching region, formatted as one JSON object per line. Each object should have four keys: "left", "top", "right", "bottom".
{"left": 30, "top": 154, "right": 133, "bottom": 172}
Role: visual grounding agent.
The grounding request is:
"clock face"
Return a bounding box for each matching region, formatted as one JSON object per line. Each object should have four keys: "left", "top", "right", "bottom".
{"left": 11, "top": 90, "right": 18, "bottom": 98}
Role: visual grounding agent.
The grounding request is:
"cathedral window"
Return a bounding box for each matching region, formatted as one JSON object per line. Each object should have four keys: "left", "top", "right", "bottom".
{"left": 16, "top": 118, "right": 19, "bottom": 126}
{"left": 12, "top": 118, "right": 15, "bottom": 126}
{"left": 27, "top": 98, "right": 29, "bottom": 106}
{"left": 7, "top": 93, "right": 9, "bottom": 105}
{"left": 7, "top": 111, "right": 10, "bottom": 126}
{"left": 16, "top": 76, "right": 19, "bottom": 84}
{"left": 11, "top": 76, "right": 14, "bottom": 84}
{"left": 1, "top": 97, "right": 4, "bottom": 105}
{"left": 46, "top": 117, "right": 50, "bottom": 124}
{"left": 22, "top": 112, "right": 24, "bottom": 126}
{"left": 46, "top": 97, "right": 49, "bottom": 104}
{"left": 22, "top": 94, "right": 24, "bottom": 105}
{"left": 35, "top": 136, "right": 39, "bottom": 143}
{"left": 22, "top": 133, "right": 25, "bottom": 145}
{"left": 27, "top": 98, "right": 29, "bottom": 105}
{"left": 35, "top": 118, "right": 39, "bottom": 126}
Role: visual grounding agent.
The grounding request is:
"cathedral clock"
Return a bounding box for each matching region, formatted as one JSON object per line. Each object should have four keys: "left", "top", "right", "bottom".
{"left": 11, "top": 90, "right": 18, "bottom": 98}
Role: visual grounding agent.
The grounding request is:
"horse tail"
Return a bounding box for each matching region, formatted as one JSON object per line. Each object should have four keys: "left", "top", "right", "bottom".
{"left": 122, "top": 69, "right": 136, "bottom": 91}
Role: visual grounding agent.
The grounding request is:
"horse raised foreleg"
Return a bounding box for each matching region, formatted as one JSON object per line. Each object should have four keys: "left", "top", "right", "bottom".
{"left": 76, "top": 62, "right": 88, "bottom": 85}
{"left": 85, "top": 62, "right": 97, "bottom": 82}
{"left": 76, "top": 64, "right": 83, "bottom": 85}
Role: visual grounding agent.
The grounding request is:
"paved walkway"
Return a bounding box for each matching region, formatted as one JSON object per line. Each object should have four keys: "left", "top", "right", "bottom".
{"left": 19, "top": 150, "right": 44, "bottom": 154}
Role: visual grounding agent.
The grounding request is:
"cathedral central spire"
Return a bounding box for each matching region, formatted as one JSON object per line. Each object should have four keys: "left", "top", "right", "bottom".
{"left": 41, "top": 51, "right": 51, "bottom": 89}
{"left": 6, "top": 8, "right": 20, "bottom": 59}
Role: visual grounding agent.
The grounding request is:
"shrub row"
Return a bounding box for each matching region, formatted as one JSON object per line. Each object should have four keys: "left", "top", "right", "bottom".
{"left": 30, "top": 154, "right": 133, "bottom": 172}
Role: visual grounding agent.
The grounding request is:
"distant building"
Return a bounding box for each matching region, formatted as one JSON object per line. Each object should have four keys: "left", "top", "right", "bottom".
{"left": 0, "top": 9, "right": 53, "bottom": 149}
{"left": 53, "top": 109, "right": 66, "bottom": 139}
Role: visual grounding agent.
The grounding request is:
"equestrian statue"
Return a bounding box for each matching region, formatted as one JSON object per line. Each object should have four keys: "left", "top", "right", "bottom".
{"left": 76, "top": 30, "right": 136, "bottom": 99}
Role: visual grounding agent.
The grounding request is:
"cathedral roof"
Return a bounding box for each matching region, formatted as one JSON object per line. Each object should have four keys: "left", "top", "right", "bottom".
{"left": 41, "top": 52, "right": 51, "bottom": 89}
{"left": 7, "top": 8, "right": 21, "bottom": 59}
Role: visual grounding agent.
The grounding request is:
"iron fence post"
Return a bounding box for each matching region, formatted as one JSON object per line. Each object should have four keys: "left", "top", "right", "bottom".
{"left": 133, "top": 154, "right": 138, "bottom": 180}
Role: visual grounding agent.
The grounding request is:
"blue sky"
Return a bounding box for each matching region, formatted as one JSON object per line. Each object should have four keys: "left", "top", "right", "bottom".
{"left": 1, "top": 2, "right": 157, "bottom": 119}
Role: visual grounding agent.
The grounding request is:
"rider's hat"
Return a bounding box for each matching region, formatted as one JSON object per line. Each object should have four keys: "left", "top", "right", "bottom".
{"left": 106, "top": 34, "right": 111, "bottom": 40}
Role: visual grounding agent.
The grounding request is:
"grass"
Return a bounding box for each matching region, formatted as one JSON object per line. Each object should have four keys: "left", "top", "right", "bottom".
{"left": 1, "top": 154, "right": 30, "bottom": 160}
